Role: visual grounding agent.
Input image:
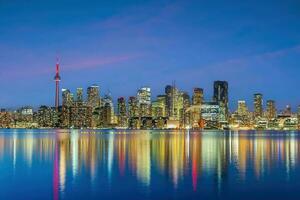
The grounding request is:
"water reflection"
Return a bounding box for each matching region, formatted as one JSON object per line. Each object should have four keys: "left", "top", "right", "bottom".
{"left": 0, "top": 129, "right": 299, "bottom": 199}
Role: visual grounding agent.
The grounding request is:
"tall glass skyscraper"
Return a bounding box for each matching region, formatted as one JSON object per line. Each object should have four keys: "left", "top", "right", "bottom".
{"left": 87, "top": 84, "right": 100, "bottom": 109}
{"left": 254, "top": 93, "right": 263, "bottom": 118}
{"left": 213, "top": 81, "right": 228, "bottom": 121}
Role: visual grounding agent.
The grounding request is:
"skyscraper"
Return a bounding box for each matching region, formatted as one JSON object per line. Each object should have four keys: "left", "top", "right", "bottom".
{"left": 128, "top": 96, "right": 139, "bottom": 129}
{"left": 156, "top": 95, "right": 167, "bottom": 117}
{"left": 192, "top": 88, "right": 203, "bottom": 105}
{"left": 165, "top": 84, "right": 182, "bottom": 120}
{"left": 266, "top": 100, "right": 276, "bottom": 120}
{"left": 128, "top": 96, "right": 139, "bottom": 118}
{"left": 87, "top": 85, "right": 100, "bottom": 109}
{"left": 37, "top": 106, "right": 58, "bottom": 127}
{"left": 181, "top": 92, "right": 191, "bottom": 127}
{"left": 62, "top": 89, "right": 73, "bottom": 107}
{"left": 102, "top": 94, "right": 115, "bottom": 124}
{"left": 213, "top": 81, "right": 228, "bottom": 121}
{"left": 237, "top": 100, "right": 248, "bottom": 116}
{"left": 254, "top": 93, "right": 263, "bottom": 118}
{"left": 137, "top": 87, "right": 151, "bottom": 117}
{"left": 298, "top": 105, "right": 300, "bottom": 130}
{"left": 117, "top": 97, "right": 127, "bottom": 127}
{"left": 76, "top": 88, "right": 83, "bottom": 103}
{"left": 283, "top": 105, "right": 292, "bottom": 116}
{"left": 101, "top": 102, "right": 112, "bottom": 127}
{"left": 137, "top": 87, "right": 151, "bottom": 105}
{"left": 54, "top": 59, "right": 61, "bottom": 111}
{"left": 165, "top": 85, "right": 173, "bottom": 118}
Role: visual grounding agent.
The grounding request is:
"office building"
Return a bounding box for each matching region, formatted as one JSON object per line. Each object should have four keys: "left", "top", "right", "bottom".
{"left": 254, "top": 93, "right": 263, "bottom": 118}
{"left": 117, "top": 97, "right": 127, "bottom": 127}
{"left": 192, "top": 88, "right": 203, "bottom": 105}
{"left": 76, "top": 87, "right": 83, "bottom": 103}
{"left": 87, "top": 84, "right": 100, "bottom": 109}
{"left": 213, "top": 81, "right": 228, "bottom": 121}
{"left": 266, "top": 100, "right": 276, "bottom": 120}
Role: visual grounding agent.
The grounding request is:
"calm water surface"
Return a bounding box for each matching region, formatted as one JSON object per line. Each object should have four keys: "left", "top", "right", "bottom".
{"left": 0, "top": 129, "right": 300, "bottom": 199}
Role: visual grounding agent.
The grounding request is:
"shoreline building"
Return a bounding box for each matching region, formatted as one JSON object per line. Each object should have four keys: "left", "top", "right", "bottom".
{"left": 254, "top": 93, "right": 263, "bottom": 119}
{"left": 87, "top": 85, "right": 100, "bottom": 109}
{"left": 266, "top": 100, "right": 276, "bottom": 120}
{"left": 213, "top": 81, "right": 228, "bottom": 122}
{"left": 201, "top": 102, "right": 220, "bottom": 129}
{"left": 128, "top": 96, "right": 139, "bottom": 129}
{"left": 189, "top": 88, "right": 203, "bottom": 128}
{"left": 237, "top": 100, "right": 248, "bottom": 116}
{"left": 137, "top": 87, "right": 152, "bottom": 128}
{"left": 298, "top": 106, "right": 300, "bottom": 129}
{"left": 117, "top": 97, "right": 128, "bottom": 128}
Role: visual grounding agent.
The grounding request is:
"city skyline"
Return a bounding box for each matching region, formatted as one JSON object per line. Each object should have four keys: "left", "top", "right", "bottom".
{"left": 0, "top": 70, "right": 299, "bottom": 113}
{"left": 0, "top": 0, "right": 300, "bottom": 109}
{"left": 1, "top": 1, "right": 300, "bottom": 200}
{"left": 0, "top": 77, "right": 299, "bottom": 130}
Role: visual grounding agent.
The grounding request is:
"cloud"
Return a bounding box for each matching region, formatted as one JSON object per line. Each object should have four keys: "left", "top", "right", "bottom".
{"left": 0, "top": 53, "right": 142, "bottom": 79}
{"left": 63, "top": 54, "right": 141, "bottom": 71}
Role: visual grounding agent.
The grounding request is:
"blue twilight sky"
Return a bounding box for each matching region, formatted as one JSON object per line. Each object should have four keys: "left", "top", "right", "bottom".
{"left": 0, "top": 0, "right": 300, "bottom": 111}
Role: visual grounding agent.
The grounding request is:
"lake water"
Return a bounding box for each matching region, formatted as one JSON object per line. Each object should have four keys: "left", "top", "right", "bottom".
{"left": 0, "top": 129, "right": 299, "bottom": 199}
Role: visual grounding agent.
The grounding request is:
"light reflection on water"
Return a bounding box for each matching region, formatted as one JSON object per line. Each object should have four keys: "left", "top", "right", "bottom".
{"left": 0, "top": 129, "right": 300, "bottom": 199}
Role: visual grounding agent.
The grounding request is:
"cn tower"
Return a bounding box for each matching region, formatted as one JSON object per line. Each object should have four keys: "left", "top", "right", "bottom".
{"left": 54, "top": 58, "right": 61, "bottom": 111}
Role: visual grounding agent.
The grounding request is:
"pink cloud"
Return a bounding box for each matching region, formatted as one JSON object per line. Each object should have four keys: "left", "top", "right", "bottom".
{"left": 64, "top": 54, "right": 140, "bottom": 71}
{"left": 0, "top": 53, "right": 142, "bottom": 79}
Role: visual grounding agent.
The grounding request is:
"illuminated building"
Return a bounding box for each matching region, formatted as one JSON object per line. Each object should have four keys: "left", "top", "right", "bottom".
{"left": 180, "top": 92, "right": 191, "bottom": 128}
{"left": 61, "top": 89, "right": 74, "bottom": 128}
{"left": 117, "top": 97, "right": 128, "bottom": 128}
{"left": 201, "top": 102, "right": 220, "bottom": 129}
{"left": 152, "top": 100, "right": 164, "bottom": 118}
{"left": 128, "top": 96, "right": 139, "bottom": 117}
{"left": 213, "top": 81, "right": 228, "bottom": 121}
{"left": 173, "top": 90, "right": 184, "bottom": 122}
{"left": 69, "top": 103, "right": 92, "bottom": 128}
{"left": 102, "top": 93, "right": 116, "bottom": 125}
{"left": 157, "top": 95, "right": 167, "bottom": 117}
{"left": 164, "top": 84, "right": 184, "bottom": 122}
{"left": 14, "top": 106, "right": 34, "bottom": 128}
{"left": 76, "top": 88, "right": 83, "bottom": 103}
{"left": 62, "top": 89, "right": 73, "bottom": 107}
{"left": 282, "top": 118, "right": 297, "bottom": 130}
{"left": 0, "top": 110, "right": 12, "bottom": 128}
{"left": 128, "top": 96, "right": 139, "bottom": 129}
{"left": 254, "top": 93, "right": 263, "bottom": 118}
{"left": 20, "top": 106, "right": 33, "bottom": 115}
{"left": 233, "top": 100, "right": 251, "bottom": 128}
{"left": 137, "top": 87, "right": 151, "bottom": 123}
{"left": 165, "top": 85, "right": 181, "bottom": 120}
{"left": 152, "top": 95, "right": 168, "bottom": 129}
{"left": 266, "top": 100, "right": 276, "bottom": 120}
{"left": 87, "top": 85, "right": 100, "bottom": 109}
{"left": 237, "top": 100, "right": 248, "bottom": 116}
{"left": 60, "top": 105, "right": 71, "bottom": 128}
{"left": 165, "top": 85, "right": 173, "bottom": 118}
{"left": 192, "top": 88, "right": 203, "bottom": 106}
{"left": 139, "top": 103, "right": 151, "bottom": 117}
{"left": 102, "top": 102, "right": 112, "bottom": 127}
{"left": 298, "top": 105, "right": 300, "bottom": 129}
{"left": 137, "top": 87, "right": 151, "bottom": 105}
{"left": 283, "top": 105, "right": 292, "bottom": 117}
{"left": 137, "top": 87, "right": 152, "bottom": 124}
{"left": 37, "top": 106, "right": 58, "bottom": 127}
{"left": 185, "top": 89, "right": 203, "bottom": 128}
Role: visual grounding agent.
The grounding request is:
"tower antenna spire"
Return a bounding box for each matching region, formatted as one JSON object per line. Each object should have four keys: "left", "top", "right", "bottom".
{"left": 54, "top": 57, "right": 61, "bottom": 111}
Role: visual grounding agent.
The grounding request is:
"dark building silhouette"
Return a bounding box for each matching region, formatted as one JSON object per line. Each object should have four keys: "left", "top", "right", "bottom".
{"left": 213, "top": 81, "right": 228, "bottom": 120}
